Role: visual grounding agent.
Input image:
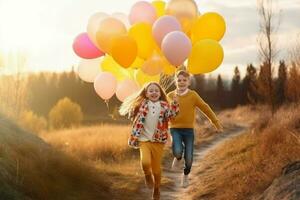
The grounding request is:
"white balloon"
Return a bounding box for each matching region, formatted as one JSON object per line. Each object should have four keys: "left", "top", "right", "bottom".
{"left": 87, "top": 12, "right": 109, "bottom": 48}
{"left": 77, "top": 57, "right": 103, "bottom": 83}
{"left": 116, "top": 79, "right": 140, "bottom": 102}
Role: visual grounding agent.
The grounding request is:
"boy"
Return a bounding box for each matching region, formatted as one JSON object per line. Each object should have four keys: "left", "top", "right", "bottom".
{"left": 167, "top": 70, "right": 223, "bottom": 188}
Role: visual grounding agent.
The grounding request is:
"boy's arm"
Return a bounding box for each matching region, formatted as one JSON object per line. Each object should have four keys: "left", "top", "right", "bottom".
{"left": 195, "top": 93, "right": 222, "bottom": 130}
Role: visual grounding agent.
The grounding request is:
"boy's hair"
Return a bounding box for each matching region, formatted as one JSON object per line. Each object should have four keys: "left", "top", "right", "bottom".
{"left": 119, "top": 82, "right": 167, "bottom": 119}
{"left": 175, "top": 70, "right": 190, "bottom": 78}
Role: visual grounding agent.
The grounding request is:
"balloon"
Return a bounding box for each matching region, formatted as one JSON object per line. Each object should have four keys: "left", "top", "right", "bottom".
{"left": 187, "top": 39, "right": 224, "bottom": 74}
{"left": 129, "top": 23, "right": 158, "bottom": 59}
{"left": 77, "top": 57, "right": 103, "bottom": 83}
{"left": 142, "top": 53, "right": 164, "bottom": 76}
{"left": 166, "top": 0, "right": 198, "bottom": 19}
{"left": 101, "top": 55, "right": 131, "bottom": 81}
{"left": 87, "top": 12, "right": 109, "bottom": 48}
{"left": 116, "top": 79, "right": 140, "bottom": 102}
{"left": 130, "top": 57, "right": 145, "bottom": 69}
{"left": 152, "top": 0, "right": 166, "bottom": 17}
{"left": 94, "top": 72, "right": 117, "bottom": 100}
{"left": 162, "top": 58, "right": 176, "bottom": 75}
{"left": 135, "top": 69, "right": 160, "bottom": 87}
{"left": 96, "top": 17, "right": 127, "bottom": 53}
{"left": 152, "top": 15, "right": 181, "bottom": 46}
{"left": 129, "top": 1, "right": 157, "bottom": 25}
{"left": 73, "top": 33, "right": 104, "bottom": 59}
{"left": 112, "top": 12, "right": 130, "bottom": 28}
{"left": 161, "top": 31, "right": 192, "bottom": 66}
{"left": 166, "top": 0, "right": 198, "bottom": 35}
{"left": 111, "top": 35, "right": 138, "bottom": 68}
{"left": 191, "top": 12, "right": 226, "bottom": 42}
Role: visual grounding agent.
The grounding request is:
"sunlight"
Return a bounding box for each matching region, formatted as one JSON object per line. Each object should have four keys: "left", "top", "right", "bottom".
{"left": 0, "top": 0, "right": 43, "bottom": 52}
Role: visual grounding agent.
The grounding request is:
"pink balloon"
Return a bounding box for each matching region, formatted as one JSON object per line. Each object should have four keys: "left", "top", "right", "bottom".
{"left": 162, "top": 31, "right": 192, "bottom": 66}
{"left": 129, "top": 1, "right": 157, "bottom": 25}
{"left": 152, "top": 16, "right": 181, "bottom": 46}
{"left": 94, "top": 72, "right": 117, "bottom": 100}
{"left": 116, "top": 79, "right": 140, "bottom": 102}
{"left": 73, "top": 33, "right": 104, "bottom": 59}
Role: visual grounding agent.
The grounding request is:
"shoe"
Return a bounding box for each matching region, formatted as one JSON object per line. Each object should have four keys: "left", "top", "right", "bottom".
{"left": 144, "top": 174, "right": 154, "bottom": 189}
{"left": 181, "top": 174, "right": 189, "bottom": 188}
{"left": 152, "top": 187, "right": 160, "bottom": 200}
{"left": 171, "top": 157, "right": 183, "bottom": 171}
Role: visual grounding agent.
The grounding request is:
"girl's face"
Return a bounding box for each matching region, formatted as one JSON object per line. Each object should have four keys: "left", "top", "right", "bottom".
{"left": 145, "top": 84, "right": 161, "bottom": 102}
{"left": 175, "top": 75, "right": 190, "bottom": 91}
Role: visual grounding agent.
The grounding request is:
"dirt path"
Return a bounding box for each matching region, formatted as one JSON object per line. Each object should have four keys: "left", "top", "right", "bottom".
{"left": 159, "top": 126, "right": 246, "bottom": 200}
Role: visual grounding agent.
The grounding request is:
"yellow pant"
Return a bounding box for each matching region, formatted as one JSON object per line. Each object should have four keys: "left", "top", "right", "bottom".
{"left": 139, "top": 142, "right": 164, "bottom": 188}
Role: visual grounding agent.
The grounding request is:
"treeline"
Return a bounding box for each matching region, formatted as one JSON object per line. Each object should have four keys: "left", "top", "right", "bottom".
{"left": 1, "top": 59, "right": 300, "bottom": 124}
{"left": 192, "top": 60, "right": 300, "bottom": 110}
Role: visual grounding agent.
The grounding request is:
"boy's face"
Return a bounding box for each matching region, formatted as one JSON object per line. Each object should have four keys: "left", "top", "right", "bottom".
{"left": 146, "top": 84, "right": 161, "bottom": 102}
{"left": 175, "top": 75, "right": 190, "bottom": 91}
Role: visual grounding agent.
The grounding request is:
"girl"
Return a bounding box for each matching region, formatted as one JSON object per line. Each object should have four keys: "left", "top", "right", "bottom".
{"left": 119, "top": 82, "right": 179, "bottom": 200}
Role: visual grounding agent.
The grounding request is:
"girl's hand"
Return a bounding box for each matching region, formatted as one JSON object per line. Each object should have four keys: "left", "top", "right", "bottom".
{"left": 173, "top": 93, "right": 179, "bottom": 102}
{"left": 214, "top": 121, "right": 223, "bottom": 133}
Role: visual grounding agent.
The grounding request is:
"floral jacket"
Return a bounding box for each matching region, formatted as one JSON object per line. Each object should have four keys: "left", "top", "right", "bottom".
{"left": 128, "top": 99, "right": 179, "bottom": 149}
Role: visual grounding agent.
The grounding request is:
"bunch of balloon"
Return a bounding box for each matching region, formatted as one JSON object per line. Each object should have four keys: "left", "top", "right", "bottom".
{"left": 72, "top": 0, "right": 226, "bottom": 103}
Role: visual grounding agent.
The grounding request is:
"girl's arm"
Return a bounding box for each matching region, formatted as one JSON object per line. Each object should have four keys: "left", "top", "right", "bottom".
{"left": 165, "top": 98, "right": 179, "bottom": 119}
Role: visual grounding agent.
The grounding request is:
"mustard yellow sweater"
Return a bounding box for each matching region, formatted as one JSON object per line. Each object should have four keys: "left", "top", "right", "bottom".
{"left": 167, "top": 90, "right": 219, "bottom": 128}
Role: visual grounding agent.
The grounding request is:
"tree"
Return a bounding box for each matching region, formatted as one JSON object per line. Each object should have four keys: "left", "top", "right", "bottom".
{"left": 257, "top": 0, "right": 281, "bottom": 114}
{"left": 216, "top": 75, "right": 225, "bottom": 108}
{"left": 0, "top": 51, "right": 28, "bottom": 118}
{"left": 286, "top": 62, "right": 300, "bottom": 102}
{"left": 48, "top": 97, "right": 83, "bottom": 129}
{"left": 230, "top": 66, "right": 241, "bottom": 107}
{"left": 241, "top": 64, "right": 258, "bottom": 104}
{"left": 274, "top": 60, "right": 287, "bottom": 106}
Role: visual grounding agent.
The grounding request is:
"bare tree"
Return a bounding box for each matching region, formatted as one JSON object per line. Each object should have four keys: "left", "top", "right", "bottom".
{"left": 0, "top": 51, "right": 28, "bottom": 118}
{"left": 256, "top": 0, "right": 281, "bottom": 114}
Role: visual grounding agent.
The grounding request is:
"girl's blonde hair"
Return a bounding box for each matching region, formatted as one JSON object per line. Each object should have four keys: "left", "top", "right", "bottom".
{"left": 119, "top": 82, "right": 167, "bottom": 119}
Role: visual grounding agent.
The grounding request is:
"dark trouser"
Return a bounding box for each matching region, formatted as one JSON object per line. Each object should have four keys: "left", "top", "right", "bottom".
{"left": 170, "top": 128, "right": 194, "bottom": 175}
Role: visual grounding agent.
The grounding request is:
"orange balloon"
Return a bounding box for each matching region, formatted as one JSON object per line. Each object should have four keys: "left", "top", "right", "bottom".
{"left": 142, "top": 53, "right": 164, "bottom": 76}
{"left": 111, "top": 35, "right": 138, "bottom": 68}
{"left": 166, "top": 0, "right": 198, "bottom": 19}
{"left": 166, "top": 0, "right": 198, "bottom": 36}
{"left": 96, "top": 17, "right": 127, "bottom": 53}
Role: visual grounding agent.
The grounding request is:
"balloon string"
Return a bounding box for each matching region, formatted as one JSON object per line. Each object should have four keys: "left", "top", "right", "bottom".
{"left": 105, "top": 99, "right": 109, "bottom": 111}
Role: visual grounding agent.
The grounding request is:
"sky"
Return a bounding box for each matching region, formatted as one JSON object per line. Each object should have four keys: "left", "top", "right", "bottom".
{"left": 0, "top": 0, "right": 299, "bottom": 78}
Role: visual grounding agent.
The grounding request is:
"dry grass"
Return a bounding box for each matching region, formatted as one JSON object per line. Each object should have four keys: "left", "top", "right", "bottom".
{"left": 41, "top": 124, "right": 148, "bottom": 199}
{"left": 189, "top": 104, "right": 300, "bottom": 200}
{"left": 41, "top": 124, "right": 135, "bottom": 162}
{"left": 0, "top": 116, "right": 112, "bottom": 200}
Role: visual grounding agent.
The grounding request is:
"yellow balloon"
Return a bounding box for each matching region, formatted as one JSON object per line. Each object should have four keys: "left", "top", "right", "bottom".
{"left": 96, "top": 17, "right": 127, "bottom": 53}
{"left": 129, "top": 23, "right": 157, "bottom": 59}
{"left": 130, "top": 57, "right": 145, "bottom": 69}
{"left": 101, "top": 55, "right": 131, "bottom": 81}
{"left": 191, "top": 12, "right": 226, "bottom": 43}
{"left": 187, "top": 39, "right": 224, "bottom": 74}
{"left": 152, "top": 0, "right": 166, "bottom": 17}
{"left": 111, "top": 35, "right": 137, "bottom": 68}
{"left": 163, "top": 60, "right": 176, "bottom": 75}
{"left": 135, "top": 69, "right": 160, "bottom": 87}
